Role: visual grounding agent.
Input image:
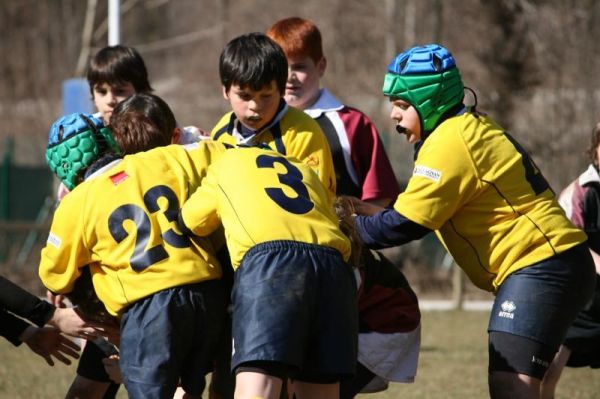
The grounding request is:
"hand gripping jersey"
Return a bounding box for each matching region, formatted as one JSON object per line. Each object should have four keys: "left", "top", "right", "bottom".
{"left": 211, "top": 103, "right": 337, "bottom": 201}
{"left": 304, "top": 89, "right": 400, "bottom": 201}
{"left": 180, "top": 146, "right": 350, "bottom": 268}
{"left": 39, "top": 141, "right": 227, "bottom": 316}
{"left": 394, "top": 112, "right": 587, "bottom": 292}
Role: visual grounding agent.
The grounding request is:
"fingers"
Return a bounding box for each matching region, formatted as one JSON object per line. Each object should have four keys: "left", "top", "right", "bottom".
{"left": 60, "top": 336, "right": 81, "bottom": 353}
{"left": 43, "top": 355, "right": 54, "bottom": 367}
{"left": 51, "top": 350, "right": 72, "bottom": 366}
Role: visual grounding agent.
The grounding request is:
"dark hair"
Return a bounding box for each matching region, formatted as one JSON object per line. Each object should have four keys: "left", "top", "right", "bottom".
{"left": 219, "top": 32, "right": 287, "bottom": 95}
{"left": 589, "top": 122, "right": 600, "bottom": 166}
{"left": 109, "top": 93, "right": 176, "bottom": 154}
{"left": 267, "top": 17, "right": 324, "bottom": 64}
{"left": 87, "top": 45, "right": 153, "bottom": 94}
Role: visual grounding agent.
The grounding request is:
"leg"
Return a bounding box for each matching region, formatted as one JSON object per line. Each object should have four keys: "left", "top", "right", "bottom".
{"left": 235, "top": 371, "right": 283, "bottom": 399}
{"left": 173, "top": 386, "right": 202, "bottom": 399}
{"left": 489, "top": 371, "right": 541, "bottom": 399}
{"left": 540, "top": 345, "right": 571, "bottom": 399}
{"left": 339, "top": 362, "right": 376, "bottom": 399}
{"left": 488, "top": 332, "right": 556, "bottom": 399}
{"left": 65, "top": 375, "right": 112, "bottom": 399}
{"left": 294, "top": 381, "right": 339, "bottom": 399}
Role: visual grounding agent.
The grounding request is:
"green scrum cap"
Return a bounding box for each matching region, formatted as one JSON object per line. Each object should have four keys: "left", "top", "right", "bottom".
{"left": 383, "top": 44, "right": 464, "bottom": 133}
{"left": 46, "top": 113, "right": 120, "bottom": 190}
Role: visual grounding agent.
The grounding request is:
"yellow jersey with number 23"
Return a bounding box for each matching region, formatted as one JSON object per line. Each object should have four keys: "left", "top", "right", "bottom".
{"left": 39, "top": 141, "right": 226, "bottom": 316}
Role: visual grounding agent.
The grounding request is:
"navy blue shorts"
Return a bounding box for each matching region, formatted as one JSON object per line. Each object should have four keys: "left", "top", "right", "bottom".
{"left": 487, "top": 243, "right": 595, "bottom": 377}
{"left": 488, "top": 243, "right": 595, "bottom": 348}
{"left": 231, "top": 240, "right": 358, "bottom": 382}
{"left": 119, "top": 281, "right": 227, "bottom": 399}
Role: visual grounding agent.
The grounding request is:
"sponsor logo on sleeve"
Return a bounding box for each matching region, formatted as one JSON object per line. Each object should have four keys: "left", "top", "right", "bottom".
{"left": 413, "top": 165, "right": 442, "bottom": 182}
{"left": 47, "top": 232, "right": 62, "bottom": 248}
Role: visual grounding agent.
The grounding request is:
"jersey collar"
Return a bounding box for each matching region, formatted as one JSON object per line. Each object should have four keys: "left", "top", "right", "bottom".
{"left": 303, "top": 89, "right": 344, "bottom": 118}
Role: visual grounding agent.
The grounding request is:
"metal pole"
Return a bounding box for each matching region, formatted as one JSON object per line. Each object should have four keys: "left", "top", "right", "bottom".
{"left": 108, "top": 0, "right": 121, "bottom": 45}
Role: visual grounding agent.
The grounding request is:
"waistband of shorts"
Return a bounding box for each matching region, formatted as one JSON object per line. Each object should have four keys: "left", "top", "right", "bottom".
{"left": 245, "top": 240, "right": 342, "bottom": 259}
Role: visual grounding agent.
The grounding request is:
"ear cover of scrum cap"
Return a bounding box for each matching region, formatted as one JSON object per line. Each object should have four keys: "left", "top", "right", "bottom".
{"left": 46, "top": 113, "right": 120, "bottom": 190}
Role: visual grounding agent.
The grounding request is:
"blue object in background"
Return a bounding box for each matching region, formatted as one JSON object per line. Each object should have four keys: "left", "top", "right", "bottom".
{"left": 62, "top": 78, "right": 94, "bottom": 114}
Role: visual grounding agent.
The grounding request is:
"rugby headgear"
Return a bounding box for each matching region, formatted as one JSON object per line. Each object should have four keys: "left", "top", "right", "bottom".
{"left": 383, "top": 44, "right": 464, "bottom": 133}
{"left": 46, "top": 113, "right": 120, "bottom": 190}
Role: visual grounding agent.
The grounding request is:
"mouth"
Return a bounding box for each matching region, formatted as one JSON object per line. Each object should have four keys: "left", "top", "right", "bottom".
{"left": 395, "top": 125, "right": 407, "bottom": 135}
{"left": 246, "top": 115, "right": 261, "bottom": 123}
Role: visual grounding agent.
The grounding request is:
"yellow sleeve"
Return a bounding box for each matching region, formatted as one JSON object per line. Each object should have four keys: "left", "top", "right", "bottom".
{"left": 286, "top": 117, "right": 337, "bottom": 199}
{"left": 180, "top": 165, "right": 222, "bottom": 237}
{"left": 393, "top": 128, "right": 479, "bottom": 230}
{"left": 38, "top": 190, "right": 91, "bottom": 294}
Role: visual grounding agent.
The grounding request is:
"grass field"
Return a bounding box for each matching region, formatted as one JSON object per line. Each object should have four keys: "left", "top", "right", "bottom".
{"left": 0, "top": 310, "right": 598, "bottom": 398}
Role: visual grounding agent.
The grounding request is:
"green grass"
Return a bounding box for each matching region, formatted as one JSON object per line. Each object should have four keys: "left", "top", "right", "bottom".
{"left": 0, "top": 310, "right": 598, "bottom": 398}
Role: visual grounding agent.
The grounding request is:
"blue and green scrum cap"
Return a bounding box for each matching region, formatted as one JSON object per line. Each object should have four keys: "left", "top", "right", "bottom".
{"left": 383, "top": 44, "right": 464, "bottom": 133}
{"left": 46, "top": 113, "right": 120, "bottom": 190}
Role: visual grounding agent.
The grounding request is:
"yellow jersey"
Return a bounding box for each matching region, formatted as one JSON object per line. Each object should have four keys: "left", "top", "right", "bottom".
{"left": 39, "top": 141, "right": 226, "bottom": 315}
{"left": 212, "top": 104, "right": 336, "bottom": 200}
{"left": 180, "top": 146, "right": 351, "bottom": 269}
{"left": 394, "top": 112, "right": 586, "bottom": 292}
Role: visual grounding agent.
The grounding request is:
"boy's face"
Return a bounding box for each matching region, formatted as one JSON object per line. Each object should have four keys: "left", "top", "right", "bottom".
{"left": 284, "top": 55, "right": 326, "bottom": 111}
{"left": 92, "top": 82, "right": 136, "bottom": 125}
{"left": 390, "top": 98, "right": 421, "bottom": 143}
{"left": 223, "top": 80, "right": 281, "bottom": 131}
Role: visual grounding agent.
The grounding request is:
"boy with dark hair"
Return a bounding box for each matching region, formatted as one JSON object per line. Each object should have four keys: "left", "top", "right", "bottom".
{"left": 179, "top": 144, "right": 358, "bottom": 399}
{"left": 212, "top": 32, "right": 336, "bottom": 198}
{"left": 41, "top": 104, "right": 228, "bottom": 399}
{"left": 87, "top": 45, "right": 153, "bottom": 125}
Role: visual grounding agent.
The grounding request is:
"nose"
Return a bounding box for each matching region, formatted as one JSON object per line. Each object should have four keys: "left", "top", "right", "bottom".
{"left": 390, "top": 105, "right": 401, "bottom": 121}
{"left": 106, "top": 92, "right": 117, "bottom": 106}
{"left": 287, "top": 68, "right": 297, "bottom": 82}
{"left": 249, "top": 99, "right": 260, "bottom": 112}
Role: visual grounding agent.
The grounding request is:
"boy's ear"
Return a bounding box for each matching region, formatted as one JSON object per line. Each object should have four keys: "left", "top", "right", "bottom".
{"left": 222, "top": 86, "right": 230, "bottom": 100}
{"left": 171, "top": 127, "right": 182, "bottom": 144}
{"left": 317, "top": 57, "right": 327, "bottom": 77}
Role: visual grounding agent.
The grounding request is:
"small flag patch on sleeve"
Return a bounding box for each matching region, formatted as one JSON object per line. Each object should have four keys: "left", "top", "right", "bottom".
{"left": 110, "top": 171, "right": 129, "bottom": 185}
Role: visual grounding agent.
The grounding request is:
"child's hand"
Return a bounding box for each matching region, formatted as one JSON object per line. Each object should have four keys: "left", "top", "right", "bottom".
{"left": 50, "top": 307, "right": 112, "bottom": 340}
{"left": 340, "top": 195, "right": 384, "bottom": 216}
{"left": 20, "top": 326, "right": 80, "bottom": 366}
{"left": 102, "top": 354, "right": 123, "bottom": 384}
{"left": 46, "top": 291, "right": 66, "bottom": 308}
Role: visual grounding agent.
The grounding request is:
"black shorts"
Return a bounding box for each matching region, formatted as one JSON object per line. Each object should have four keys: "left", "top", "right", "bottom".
{"left": 76, "top": 341, "right": 120, "bottom": 399}
{"left": 488, "top": 243, "right": 595, "bottom": 377}
{"left": 120, "top": 280, "right": 227, "bottom": 398}
{"left": 231, "top": 240, "right": 358, "bottom": 382}
{"left": 564, "top": 274, "right": 600, "bottom": 368}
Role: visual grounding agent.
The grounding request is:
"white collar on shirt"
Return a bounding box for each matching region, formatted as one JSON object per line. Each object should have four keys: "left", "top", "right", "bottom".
{"left": 303, "top": 89, "right": 344, "bottom": 118}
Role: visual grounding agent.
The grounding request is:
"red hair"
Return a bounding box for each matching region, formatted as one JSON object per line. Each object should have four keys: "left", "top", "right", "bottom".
{"left": 266, "top": 17, "right": 323, "bottom": 63}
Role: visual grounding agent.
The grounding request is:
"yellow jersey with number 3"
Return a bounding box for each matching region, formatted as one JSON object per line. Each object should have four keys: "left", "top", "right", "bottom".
{"left": 393, "top": 112, "right": 586, "bottom": 292}
{"left": 212, "top": 105, "right": 337, "bottom": 201}
{"left": 39, "top": 141, "right": 226, "bottom": 316}
{"left": 180, "top": 146, "right": 350, "bottom": 269}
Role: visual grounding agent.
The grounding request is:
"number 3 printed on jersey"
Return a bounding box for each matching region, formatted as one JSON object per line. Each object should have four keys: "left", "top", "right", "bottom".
{"left": 108, "top": 185, "right": 190, "bottom": 272}
{"left": 256, "top": 154, "right": 315, "bottom": 214}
